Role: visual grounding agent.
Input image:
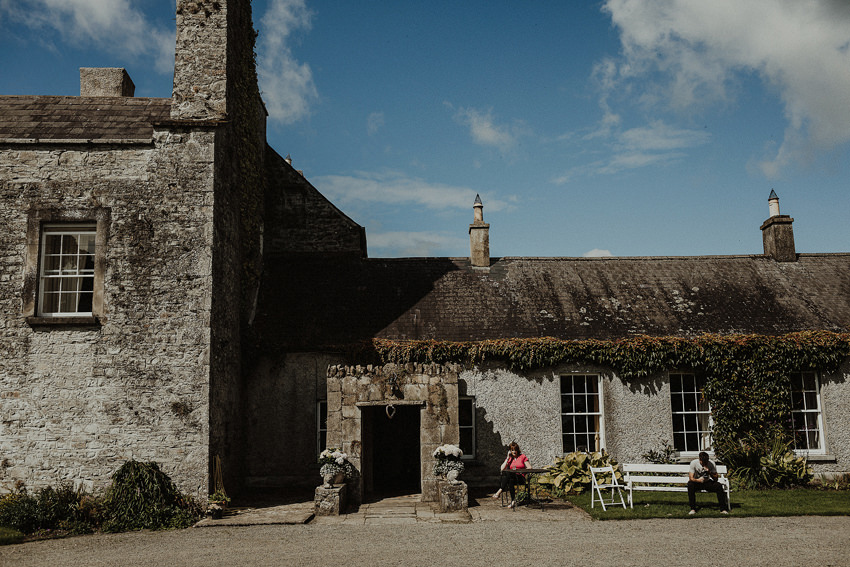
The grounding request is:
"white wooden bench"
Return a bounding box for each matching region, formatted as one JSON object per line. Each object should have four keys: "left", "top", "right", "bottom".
{"left": 622, "top": 463, "right": 730, "bottom": 509}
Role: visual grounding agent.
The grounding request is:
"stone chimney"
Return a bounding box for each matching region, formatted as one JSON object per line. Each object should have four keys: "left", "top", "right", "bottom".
{"left": 469, "top": 194, "right": 490, "bottom": 267}
{"left": 172, "top": 0, "right": 231, "bottom": 120}
{"left": 760, "top": 189, "right": 796, "bottom": 262}
{"left": 80, "top": 68, "right": 135, "bottom": 97}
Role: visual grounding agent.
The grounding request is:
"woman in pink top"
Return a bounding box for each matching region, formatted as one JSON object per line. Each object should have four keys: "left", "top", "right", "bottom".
{"left": 491, "top": 441, "right": 531, "bottom": 508}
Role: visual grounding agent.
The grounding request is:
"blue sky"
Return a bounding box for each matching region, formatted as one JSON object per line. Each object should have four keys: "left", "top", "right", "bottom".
{"left": 2, "top": 0, "right": 848, "bottom": 258}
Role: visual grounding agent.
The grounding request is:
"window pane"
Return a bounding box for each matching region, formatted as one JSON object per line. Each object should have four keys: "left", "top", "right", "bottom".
{"left": 684, "top": 413, "right": 698, "bottom": 433}
{"left": 573, "top": 394, "right": 586, "bottom": 414}
{"left": 673, "top": 432, "right": 685, "bottom": 450}
{"left": 459, "top": 429, "right": 473, "bottom": 455}
{"left": 44, "top": 234, "right": 62, "bottom": 255}
{"left": 77, "top": 291, "right": 93, "bottom": 313}
{"left": 682, "top": 391, "right": 697, "bottom": 412}
{"left": 801, "top": 372, "right": 816, "bottom": 391}
{"left": 573, "top": 377, "right": 585, "bottom": 394}
{"left": 43, "top": 255, "right": 61, "bottom": 274}
{"left": 78, "top": 234, "right": 96, "bottom": 254}
{"left": 671, "top": 393, "right": 684, "bottom": 413}
{"left": 585, "top": 377, "right": 597, "bottom": 394}
{"left": 459, "top": 399, "right": 472, "bottom": 425}
{"left": 59, "top": 291, "right": 79, "bottom": 313}
{"left": 790, "top": 389, "right": 804, "bottom": 409}
{"left": 41, "top": 292, "right": 59, "bottom": 313}
{"left": 561, "top": 395, "right": 574, "bottom": 414}
{"left": 804, "top": 391, "right": 817, "bottom": 411}
{"left": 61, "top": 234, "right": 79, "bottom": 255}
{"left": 561, "top": 415, "right": 574, "bottom": 434}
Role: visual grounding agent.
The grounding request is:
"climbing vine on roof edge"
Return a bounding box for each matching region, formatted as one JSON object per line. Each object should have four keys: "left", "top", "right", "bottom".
{"left": 339, "top": 331, "right": 850, "bottom": 453}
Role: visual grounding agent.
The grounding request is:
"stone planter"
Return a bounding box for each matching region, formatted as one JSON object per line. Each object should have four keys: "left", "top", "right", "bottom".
{"left": 315, "top": 484, "right": 347, "bottom": 516}
{"left": 437, "top": 479, "right": 468, "bottom": 512}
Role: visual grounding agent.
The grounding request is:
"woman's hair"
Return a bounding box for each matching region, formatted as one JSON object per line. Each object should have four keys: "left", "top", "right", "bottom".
{"left": 509, "top": 441, "right": 521, "bottom": 455}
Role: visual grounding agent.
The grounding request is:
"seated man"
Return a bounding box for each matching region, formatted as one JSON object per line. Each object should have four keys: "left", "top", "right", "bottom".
{"left": 688, "top": 451, "right": 729, "bottom": 514}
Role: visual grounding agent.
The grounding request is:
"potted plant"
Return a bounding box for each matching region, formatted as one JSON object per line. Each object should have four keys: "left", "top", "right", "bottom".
{"left": 433, "top": 444, "right": 464, "bottom": 483}
{"left": 318, "top": 448, "right": 355, "bottom": 488}
{"left": 207, "top": 489, "right": 230, "bottom": 519}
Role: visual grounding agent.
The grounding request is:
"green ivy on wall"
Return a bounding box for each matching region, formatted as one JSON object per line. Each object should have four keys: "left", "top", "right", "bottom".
{"left": 342, "top": 331, "right": 850, "bottom": 452}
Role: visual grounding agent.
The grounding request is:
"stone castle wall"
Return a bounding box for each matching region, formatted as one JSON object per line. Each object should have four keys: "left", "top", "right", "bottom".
{"left": 0, "top": 129, "right": 218, "bottom": 497}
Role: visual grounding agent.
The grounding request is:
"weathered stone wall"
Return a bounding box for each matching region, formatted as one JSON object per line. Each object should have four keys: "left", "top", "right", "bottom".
{"left": 264, "top": 148, "right": 366, "bottom": 257}
{"left": 242, "top": 352, "right": 342, "bottom": 490}
{"left": 0, "top": 131, "right": 218, "bottom": 497}
{"left": 817, "top": 360, "right": 850, "bottom": 476}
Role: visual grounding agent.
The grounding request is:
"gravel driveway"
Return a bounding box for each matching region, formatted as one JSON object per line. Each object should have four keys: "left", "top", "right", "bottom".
{"left": 3, "top": 515, "right": 848, "bottom": 567}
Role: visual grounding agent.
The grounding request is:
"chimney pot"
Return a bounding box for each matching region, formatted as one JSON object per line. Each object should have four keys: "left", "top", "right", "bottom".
{"left": 469, "top": 194, "right": 490, "bottom": 268}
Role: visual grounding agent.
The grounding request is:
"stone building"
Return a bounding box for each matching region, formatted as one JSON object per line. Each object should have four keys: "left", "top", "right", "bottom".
{"left": 1, "top": 0, "right": 848, "bottom": 502}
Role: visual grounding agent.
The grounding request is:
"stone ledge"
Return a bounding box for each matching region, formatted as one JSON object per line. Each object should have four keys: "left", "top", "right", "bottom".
{"left": 26, "top": 316, "right": 103, "bottom": 327}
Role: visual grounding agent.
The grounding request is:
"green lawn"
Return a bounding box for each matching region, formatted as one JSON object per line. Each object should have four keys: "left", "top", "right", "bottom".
{"left": 0, "top": 526, "right": 24, "bottom": 546}
{"left": 566, "top": 489, "right": 850, "bottom": 520}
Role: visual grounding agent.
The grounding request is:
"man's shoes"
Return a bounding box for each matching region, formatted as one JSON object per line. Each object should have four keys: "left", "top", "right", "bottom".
{"left": 721, "top": 510, "right": 729, "bottom": 515}
{"left": 509, "top": 501, "right": 516, "bottom": 509}
{"left": 491, "top": 491, "right": 501, "bottom": 499}
{"left": 688, "top": 509, "right": 696, "bottom": 515}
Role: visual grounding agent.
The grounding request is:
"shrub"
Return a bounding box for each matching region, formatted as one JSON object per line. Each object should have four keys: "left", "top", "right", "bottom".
{"left": 0, "top": 491, "right": 38, "bottom": 534}
{"left": 718, "top": 433, "right": 813, "bottom": 489}
{"left": 537, "top": 450, "right": 623, "bottom": 495}
{"left": 641, "top": 440, "right": 678, "bottom": 464}
{"left": 0, "top": 484, "right": 96, "bottom": 535}
{"left": 102, "top": 460, "right": 200, "bottom": 532}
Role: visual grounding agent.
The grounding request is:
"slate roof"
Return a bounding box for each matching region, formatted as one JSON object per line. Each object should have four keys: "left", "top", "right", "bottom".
{"left": 0, "top": 96, "right": 171, "bottom": 142}
{"left": 256, "top": 253, "right": 850, "bottom": 349}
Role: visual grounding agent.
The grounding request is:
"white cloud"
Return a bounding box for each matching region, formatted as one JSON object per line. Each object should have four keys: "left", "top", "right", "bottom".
{"left": 0, "top": 0, "right": 173, "bottom": 72}
{"left": 555, "top": 120, "right": 709, "bottom": 181}
{"left": 601, "top": 0, "right": 850, "bottom": 176}
{"left": 257, "top": 0, "right": 318, "bottom": 124}
{"left": 450, "top": 105, "right": 517, "bottom": 152}
{"left": 367, "top": 231, "right": 466, "bottom": 257}
{"left": 313, "top": 170, "right": 514, "bottom": 212}
{"left": 583, "top": 249, "right": 613, "bottom": 257}
{"left": 367, "top": 111, "right": 385, "bottom": 135}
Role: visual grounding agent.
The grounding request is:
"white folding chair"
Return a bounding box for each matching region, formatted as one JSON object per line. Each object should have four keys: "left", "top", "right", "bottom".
{"left": 590, "top": 465, "right": 626, "bottom": 510}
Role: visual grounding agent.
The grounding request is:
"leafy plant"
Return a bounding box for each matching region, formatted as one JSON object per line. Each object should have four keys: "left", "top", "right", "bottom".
{"left": 207, "top": 490, "right": 230, "bottom": 505}
{"left": 537, "top": 450, "right": 623, "bottom": 495}
{"left": 718, "top": 433, "right": 813, "bottom": 489}
{"left": 642, "top": 439, "right": 678, "bottom": 464}
{"left": 102, "top": 460, "right": 200, "bottom": 532}
{"left": 0, "top": 484, "right": 98, "bottom": 536}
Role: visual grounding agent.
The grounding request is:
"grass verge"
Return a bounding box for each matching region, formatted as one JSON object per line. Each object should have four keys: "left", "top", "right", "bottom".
{"left": 0, "top": 526, "right": 25, "bottom": 545}
{"left": 567, "top": 489, "right": 850, "bottom": 520}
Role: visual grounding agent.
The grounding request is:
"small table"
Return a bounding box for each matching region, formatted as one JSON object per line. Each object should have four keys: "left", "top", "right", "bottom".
{"left": 502, "top": 468, "right": 549, "bottom": 510}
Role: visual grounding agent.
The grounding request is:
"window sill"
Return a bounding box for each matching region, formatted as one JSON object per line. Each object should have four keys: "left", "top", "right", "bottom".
{"left": 26, "top": 316, "right": 102, "bottom": 327}
{"left": 798, "top": 453, "right": 835, "bottom": 462}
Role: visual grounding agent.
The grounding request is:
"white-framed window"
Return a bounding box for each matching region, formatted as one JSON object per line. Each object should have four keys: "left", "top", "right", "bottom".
{"left": 38, "top": 224, "right": 96, "bottom": 317}
{"left": 317, "top": 400, "right": 328, "bottom": 456}
{"left": 670, "top": 373, "right": 712, "bottom": 453}
{"left": 560, "top": 374, "right": 604, "bottom": 453}
{"left": 458, "top": 396, "right": 475, "bottom": 459}
{"left": 790, "top": 372, "right": 825, "bottom": 454}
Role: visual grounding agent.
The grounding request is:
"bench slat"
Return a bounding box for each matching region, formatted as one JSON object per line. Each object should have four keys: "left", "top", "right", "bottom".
{"left": 622, "top": 464, "right": 727, "bottom": 474}
{"left": 626, "top": 475, "right": 690, "bottom": 484}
